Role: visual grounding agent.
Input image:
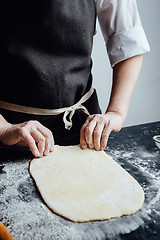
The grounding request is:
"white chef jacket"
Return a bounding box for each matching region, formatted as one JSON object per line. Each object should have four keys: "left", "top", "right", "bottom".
{"left": 95, "top": 0, "right": 150, "bottom": 67}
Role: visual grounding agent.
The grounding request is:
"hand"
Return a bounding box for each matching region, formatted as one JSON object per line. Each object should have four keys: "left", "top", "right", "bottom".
{"left": 80, "top": 111, "right": 125, "bottom": 151}
{"left": 0, "top": 120, "right": 54, "bottom": 157}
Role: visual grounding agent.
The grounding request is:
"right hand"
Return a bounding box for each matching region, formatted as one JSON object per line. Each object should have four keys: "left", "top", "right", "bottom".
{"left": 0, "top": 120, "right": 54, "bottom": 157}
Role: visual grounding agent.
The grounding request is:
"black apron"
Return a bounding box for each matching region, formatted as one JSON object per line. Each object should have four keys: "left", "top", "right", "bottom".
{"left": 0, "top": 0, "right": 101, "bottom": 145}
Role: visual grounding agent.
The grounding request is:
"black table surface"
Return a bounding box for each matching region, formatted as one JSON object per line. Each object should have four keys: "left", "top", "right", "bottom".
{"left": 0, "top": 121, "right": 160, "bottom": 240}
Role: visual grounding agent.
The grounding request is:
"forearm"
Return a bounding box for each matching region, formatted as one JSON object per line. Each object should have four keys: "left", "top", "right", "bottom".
{"left": 80, "top": 55, "right": 143, "bottom": 150}
{"left": 106, "top": 55, "right": 143, "bottom": 118}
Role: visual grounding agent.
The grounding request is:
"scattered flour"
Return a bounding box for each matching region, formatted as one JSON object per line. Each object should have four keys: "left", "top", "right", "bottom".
{"left": 0, "top": 143, "right": 160, "bottom": 240}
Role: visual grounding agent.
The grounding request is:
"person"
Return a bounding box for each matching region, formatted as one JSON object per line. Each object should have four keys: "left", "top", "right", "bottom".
{"left": 0, "top": 0, "right": 150, "bottom": 157}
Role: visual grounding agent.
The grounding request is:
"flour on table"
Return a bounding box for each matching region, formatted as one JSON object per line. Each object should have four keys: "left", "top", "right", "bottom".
{"left": 29, "top": 145, "right": 144, "bottom": 222}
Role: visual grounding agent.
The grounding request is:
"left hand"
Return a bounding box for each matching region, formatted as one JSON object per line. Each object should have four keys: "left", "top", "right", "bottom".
{"left": 80, "top": 111, "right": 125, "bottom": 151}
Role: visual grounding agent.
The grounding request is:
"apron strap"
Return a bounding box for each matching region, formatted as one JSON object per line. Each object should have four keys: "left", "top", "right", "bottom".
{"left": 0, "top": 87, "right": 94, "bottom": 130}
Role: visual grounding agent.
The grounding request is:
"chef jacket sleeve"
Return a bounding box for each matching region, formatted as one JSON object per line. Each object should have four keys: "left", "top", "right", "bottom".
{"left": 95, "top": 0, "right": 150, "bottom": 67}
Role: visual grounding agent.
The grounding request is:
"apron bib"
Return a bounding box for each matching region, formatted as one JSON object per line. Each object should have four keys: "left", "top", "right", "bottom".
{"left": 0, "top": 0, "right": 97, "bottom": 109}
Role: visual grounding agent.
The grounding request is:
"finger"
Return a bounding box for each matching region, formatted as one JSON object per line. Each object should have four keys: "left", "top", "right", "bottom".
{"left": 49, "top": 133, "right": 54, "bottom": 152}
{"left": 100, "top": 122, "right": 112, "bottom": 150}
{"left": 80, "top": 115, "right": 96, "bottom": 149}
{"left": 80, "top": 118, "right": 91, "bottom": 149}
{"left": 50, "top": 141, "right": 54, "bottom": 152}
{"left": 37, "top": 126, "right": 54, "bottom": 155}
{"left": 80, "top": 117, "right": 92, "bottom": 132}
{"left": 30, "top": 129, "right": 45, "bottom": 157}
{"left": 19, "top": 127, "right": 40, "bottom": 157}
{"left": 93, "top": 123, "right": 104, "bottom": 151}
{"left": 85, "top": 120, "right": 97, "bottom": 148}
{"left": 25, "top": 120, "right": 54, "bottom": 155}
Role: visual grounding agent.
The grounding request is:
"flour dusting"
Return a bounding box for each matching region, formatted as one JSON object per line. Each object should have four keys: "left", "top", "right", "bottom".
{"left": 0, "top": 127, "right": 160, "bottom": 240}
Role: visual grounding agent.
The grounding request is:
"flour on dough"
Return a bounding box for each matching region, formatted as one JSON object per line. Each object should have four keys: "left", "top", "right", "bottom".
{"left": 29, "top": 145, "right": 144, "bottom": 222}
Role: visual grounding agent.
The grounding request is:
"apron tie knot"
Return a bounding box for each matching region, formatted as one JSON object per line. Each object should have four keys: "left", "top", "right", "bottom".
{"left": 63, "top": 104, "right": 90, "bottom": 130}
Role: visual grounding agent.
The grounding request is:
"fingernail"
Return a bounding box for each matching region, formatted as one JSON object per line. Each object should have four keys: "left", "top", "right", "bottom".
{"left": 44, "top": 150, "right": 49, "bottom": 156}
{"left": 35, "top": 150, "right": 40, "bottom": 157}
{"left": 42, "top": 147, "right": 45, "bottom": 156}
{"left": 81, "top": 144, "right": 87, "bottom": 149}
{"left": 50, "top": 145, "right": 54, "bottom": 151}
{"left": 100, "top": 146, "right": 105, "bottom": 151}
{"left": 89, "top": 144, "right": 94, "bottom": 149}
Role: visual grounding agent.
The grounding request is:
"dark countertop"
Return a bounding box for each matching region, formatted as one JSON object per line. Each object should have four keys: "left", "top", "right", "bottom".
{"left": 0, "top": 121, "right": 160, "bottom": 240}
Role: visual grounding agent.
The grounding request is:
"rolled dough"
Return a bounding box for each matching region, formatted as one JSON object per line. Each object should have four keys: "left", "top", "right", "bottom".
{"left": 29, "top": 145, "right": 144, "bottom": 222}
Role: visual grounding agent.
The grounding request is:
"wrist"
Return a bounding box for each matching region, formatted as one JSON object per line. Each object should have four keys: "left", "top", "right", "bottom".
{"left": 105, "top": 106, "right": 127, "bottom": 120}
{"left": 104, "top": 108, "right": 126, "bottom": 133}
